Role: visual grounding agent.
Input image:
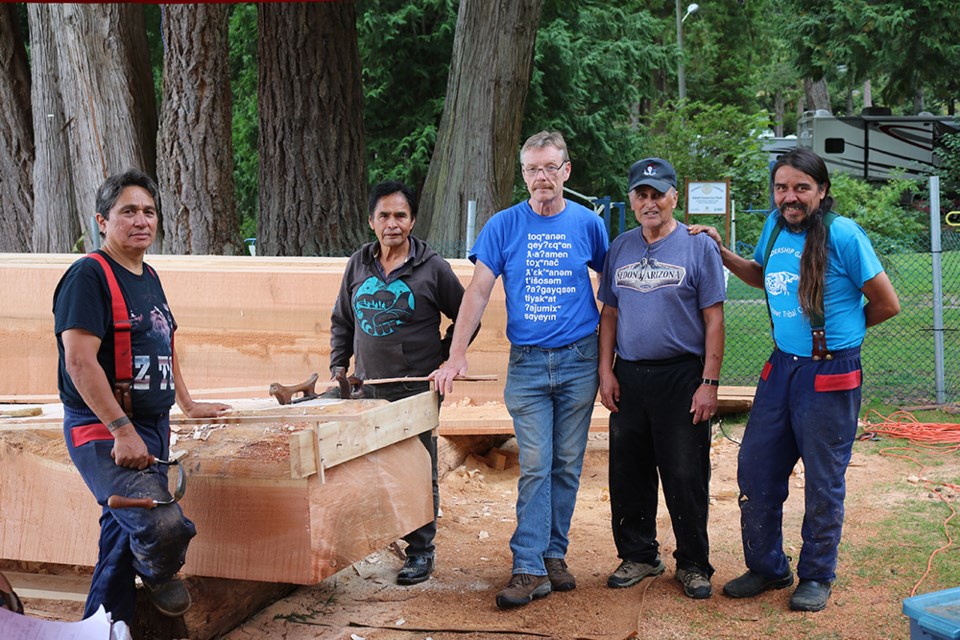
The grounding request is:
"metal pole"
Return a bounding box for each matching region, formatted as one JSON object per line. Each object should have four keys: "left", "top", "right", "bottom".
{"left": 465, "top": 200, "right": 477, "bottom": 259}
{"left": 729, "top": 199, "right": 736, "bottom": 251}
{"left": 930, "top": 176, "right": 945, "bottom": 404}
{"left": 676, "top": 0, "right": 685, "bottom": 102}
{"left": 88, "top": 215, "right": 101, "bottom": 251}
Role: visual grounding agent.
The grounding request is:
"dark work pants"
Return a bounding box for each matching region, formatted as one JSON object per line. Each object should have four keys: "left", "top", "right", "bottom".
{"left": 366, "top": 382, "right": 439, "bottom": 558}
{"left": 609, "top": 355, "right": 714, "bottom": 575}
{"left": 737, "top": 347, "right": 862, "bottom": 583}
{"left": 63, "top": 406, "right": 196, "bottom": 624}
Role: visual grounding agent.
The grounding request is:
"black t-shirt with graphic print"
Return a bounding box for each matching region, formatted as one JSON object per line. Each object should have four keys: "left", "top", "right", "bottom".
{"left": 53, "top": 251, "right": 177, "bottom": 415}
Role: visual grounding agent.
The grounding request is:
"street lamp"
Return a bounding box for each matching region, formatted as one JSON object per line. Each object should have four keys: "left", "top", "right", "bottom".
{"left": 676, "top": 1, "right": 699, "bottom": 102}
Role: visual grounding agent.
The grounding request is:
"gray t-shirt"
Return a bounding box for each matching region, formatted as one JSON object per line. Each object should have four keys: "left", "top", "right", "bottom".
{"left": 598, "top": 222, "right": 726, "bottom": 361}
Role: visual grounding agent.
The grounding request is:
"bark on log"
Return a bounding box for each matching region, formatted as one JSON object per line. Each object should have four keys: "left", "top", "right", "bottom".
{"left": 257, "top": 2, "right": 367, "bottom": 257}
{"left": 158, "top": 5, "right": 242, "bottom": 256}
{"left": 419, "top": 0, "right": 542, "bottom": 250}
{"left": 0, "top": 5, "right": 34, "bottom": 253}
{"left": 28, "top": 4, "right": 81, "bottom": 253}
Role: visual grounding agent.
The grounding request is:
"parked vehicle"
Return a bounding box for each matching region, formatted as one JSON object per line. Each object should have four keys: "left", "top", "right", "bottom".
{"left": 796, "top": 108, "right": 959, "bottom": 181}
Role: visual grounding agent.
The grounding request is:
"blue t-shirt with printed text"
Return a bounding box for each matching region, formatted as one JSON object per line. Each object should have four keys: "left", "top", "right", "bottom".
{"left": 754, "top": 211, "right": 883, "bottom": 355}
{"left": 470, "top": 200, "right": 608, "bottom": 348}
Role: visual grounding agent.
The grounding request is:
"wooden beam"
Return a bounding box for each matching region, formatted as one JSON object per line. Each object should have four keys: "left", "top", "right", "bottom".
{"left": 4, "top": 570, "right": 89, "bottom": 603}
{"left": 0, "top": 396, "right": 435, "bottom": 585}
{"left": 438, "top": 387, "right": 756, "bottom": 436}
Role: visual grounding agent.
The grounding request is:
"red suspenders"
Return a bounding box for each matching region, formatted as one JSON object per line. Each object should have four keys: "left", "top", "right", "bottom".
{"left": 87, "top": 253, "right": 133, "bottom": 387}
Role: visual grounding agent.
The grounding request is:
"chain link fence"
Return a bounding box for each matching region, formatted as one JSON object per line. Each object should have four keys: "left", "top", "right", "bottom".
{"left": 431, "top": 203, "right": 958, "bottom": 407}
{"left": 721, "top": 210, "right": 959, "bottom": 407}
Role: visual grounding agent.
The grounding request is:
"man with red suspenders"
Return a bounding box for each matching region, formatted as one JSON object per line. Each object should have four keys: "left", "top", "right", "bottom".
{"left": 53, "top": 169, "right": 229, "bottom": 625}
{"left": 690, "top": 148, "right": 900, "bottom": 612}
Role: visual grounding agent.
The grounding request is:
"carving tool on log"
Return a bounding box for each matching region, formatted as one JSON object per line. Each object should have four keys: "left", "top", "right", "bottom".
{"left": 107, "top": 451, "right": 188, "bottom": 509}
{"left": 270, "top": 373, "right": 499, "bottom": 404}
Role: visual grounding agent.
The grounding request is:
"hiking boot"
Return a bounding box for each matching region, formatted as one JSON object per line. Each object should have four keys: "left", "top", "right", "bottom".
{"left": 676, "top": 567, "right": 713, "bottom": 599}
{"left": 142, "top": 577, "right": 191, "bottom": 617}
{"left": 495, "top": 573, "right": 551, "bottom": 609}
{"left": 789, "top": 579, "right": 832, "bottom": 612}
{"left": 397, "top": 555, "right": 434, "bottom": 586}
{"left": 723, "top": 569, "right": 794, "bottom": 599}
{"left": 607, "top": 559, "right": 666, "bottom": 589}
{"left": 544, "top": 557, "right": 576, "bottom": 592}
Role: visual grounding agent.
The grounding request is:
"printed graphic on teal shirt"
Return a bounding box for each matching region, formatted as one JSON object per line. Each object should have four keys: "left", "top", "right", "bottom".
{"left": 355, "top": 277, "right": 415, "bottom": 336}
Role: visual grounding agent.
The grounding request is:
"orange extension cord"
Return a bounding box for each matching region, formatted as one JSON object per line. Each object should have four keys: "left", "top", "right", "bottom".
{"left": 860, "top": 410, "right": 960, "bottom": 596}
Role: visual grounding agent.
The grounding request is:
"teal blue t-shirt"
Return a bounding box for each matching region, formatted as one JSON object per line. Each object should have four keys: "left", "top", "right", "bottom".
{"left": 754, "top": 211, "right": 883, "bottom": 355}
{"left": 470, "top": 200, "right": 608, "bottom": 348}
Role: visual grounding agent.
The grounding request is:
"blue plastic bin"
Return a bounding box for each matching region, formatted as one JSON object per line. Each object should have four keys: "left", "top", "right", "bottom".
{"left": 904, "top": 587, "right": 960, "bottom": 640}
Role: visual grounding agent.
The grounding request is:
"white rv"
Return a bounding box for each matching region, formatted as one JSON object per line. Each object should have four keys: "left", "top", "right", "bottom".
{"left": 796, "top": 109, "right": 959, "bottom": 181}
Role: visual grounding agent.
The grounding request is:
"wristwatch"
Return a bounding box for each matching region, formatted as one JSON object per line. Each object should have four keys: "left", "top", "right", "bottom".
{"left": 701, "top": 378, "right": 720, "bottom": 386}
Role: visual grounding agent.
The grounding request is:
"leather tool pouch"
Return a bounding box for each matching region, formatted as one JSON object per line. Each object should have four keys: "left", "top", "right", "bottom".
{"left": 114, "top": 380, "right": 134, "bottom": 419}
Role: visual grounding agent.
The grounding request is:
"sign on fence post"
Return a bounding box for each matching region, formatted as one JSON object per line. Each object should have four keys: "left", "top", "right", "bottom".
{"left": 685, "top": 179, "right": 730, "bottom": 243}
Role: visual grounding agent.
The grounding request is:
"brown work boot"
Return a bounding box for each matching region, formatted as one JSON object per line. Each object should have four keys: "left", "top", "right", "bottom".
{"left": 495, "top": 573, "right": 551, "bottom": 609}
{"left": 544, "top": 557, "right": 576, "bottom": 591}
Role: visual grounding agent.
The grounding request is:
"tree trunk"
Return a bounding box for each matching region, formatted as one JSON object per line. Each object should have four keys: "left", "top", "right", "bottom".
{"left": 29, "top": 4, "right": 81, "bottom": 253}
{"left": 773, "top": 91, "right": 785, "bottom": 137}
{"left": 803, "top": 77, "right": 831, "bottom": 113}
{"left": 51, "top": 4, "right": 158, "bottom": 252}
{"left": 0, "top": 5, "right": 34, "bottom": 253}
{"left": 419, "top": 0, "right": 542, "bottom": 254}
{"left": 158, "top": 5, "right": 242, "bottom": 256}
{"left": 257, "top": 2, "right": 367, "bottom": 257}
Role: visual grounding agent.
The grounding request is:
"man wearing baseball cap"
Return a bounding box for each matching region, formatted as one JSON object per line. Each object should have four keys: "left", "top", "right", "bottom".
{"left": 598, "top": 157, "right": 726, "bottom": 599}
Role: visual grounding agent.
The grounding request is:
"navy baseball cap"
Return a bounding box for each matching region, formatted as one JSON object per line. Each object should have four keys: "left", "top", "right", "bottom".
{"left": 628, "top": 158, "right": 677, "bottom": 194}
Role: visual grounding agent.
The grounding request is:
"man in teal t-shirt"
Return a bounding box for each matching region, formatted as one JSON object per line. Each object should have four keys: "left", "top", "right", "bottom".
{"left": 690, "top": 148, "right": 900, "bottom": 613}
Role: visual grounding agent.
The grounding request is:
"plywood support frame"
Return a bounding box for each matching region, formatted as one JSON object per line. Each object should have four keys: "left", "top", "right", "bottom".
{"left": 289, "top": 391, "right": 439, "bottom": 479}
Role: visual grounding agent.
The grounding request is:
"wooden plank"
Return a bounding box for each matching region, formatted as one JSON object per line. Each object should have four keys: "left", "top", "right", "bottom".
{"left": 4, "top": 571, "right": 89, "bottom": 602}
{"left": 438, "top": 387, "right": 756, "bottom": 436}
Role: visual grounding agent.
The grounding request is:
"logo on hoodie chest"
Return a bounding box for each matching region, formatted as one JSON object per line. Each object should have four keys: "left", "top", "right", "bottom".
{"left": 355, "top": 277, "right": 415, "bottom": 336}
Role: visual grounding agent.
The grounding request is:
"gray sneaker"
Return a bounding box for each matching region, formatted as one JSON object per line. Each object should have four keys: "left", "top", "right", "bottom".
{"left": 607, "top": 558, "right": 666, "bottom": 588}
{"left": 676, "top": 567, "right": 712, "bottom": 599}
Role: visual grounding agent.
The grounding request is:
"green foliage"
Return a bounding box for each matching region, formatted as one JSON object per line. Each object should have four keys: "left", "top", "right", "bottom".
{"left": 519, "top": 1, "right": 674, "bottom": 204}
{"left": 358, "top": 0, "right": 457, "bottom": 192}
{"left": 229, "top": 5, "right": 258, "bottom": 240}
{"left": 829, "top": 173, "right": 924, "bottom": 251}
{"left": 684, "top": 0, "right": 780, "bottom": 111}
{"left": 641, "top": 101, "right": 772, "bottom": 241}
{"left": 786, "top": 0, "right": 960, "bottom": 114}
{"left": 939, "top": 132, "right": 960, "bottom": 186}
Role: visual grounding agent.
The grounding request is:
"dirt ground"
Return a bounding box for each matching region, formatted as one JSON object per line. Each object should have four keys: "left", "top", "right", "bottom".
{"left": 201, "top": 425, "right": 952, "bottom": 640}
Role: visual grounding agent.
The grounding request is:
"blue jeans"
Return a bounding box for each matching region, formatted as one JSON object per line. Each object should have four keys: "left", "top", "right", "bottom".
{"left": 738, "top": 347, "right": 862, "bottom": 583}
{"left": 63, "top": 406, "right": 196, "bottom": 624}
{"left": 504, "top": 332, "right": 599, "bottom": 575}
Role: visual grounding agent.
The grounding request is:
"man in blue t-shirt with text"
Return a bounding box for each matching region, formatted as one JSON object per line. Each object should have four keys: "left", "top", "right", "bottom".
{"left": 433, "top": 131, "right": 608, "bottom": 609}
{"left": 690, "top": 147, "right": 900, "bottom": 613}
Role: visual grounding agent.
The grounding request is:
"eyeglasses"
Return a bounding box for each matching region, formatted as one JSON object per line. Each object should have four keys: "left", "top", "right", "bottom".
{"left": 521, "top": 161, "right": 567, "bottom": 178}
